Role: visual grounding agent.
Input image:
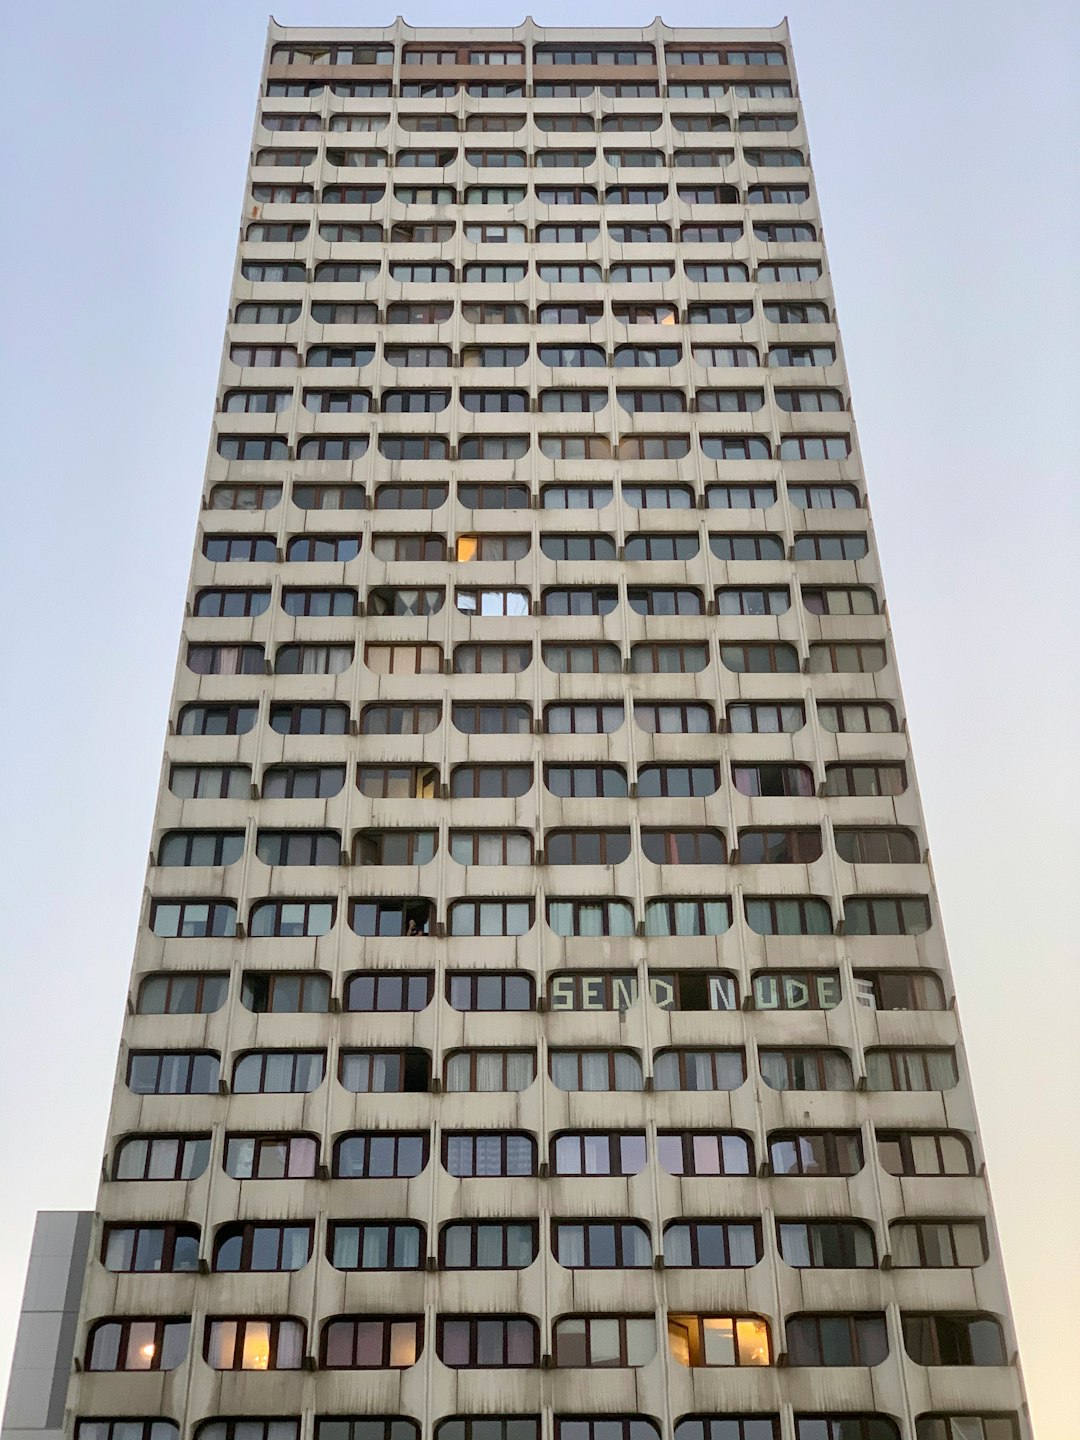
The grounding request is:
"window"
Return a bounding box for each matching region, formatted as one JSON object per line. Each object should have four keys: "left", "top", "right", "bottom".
{"left": 114, "top": 1133, "right": 210, "bottom": 1182}
{"left": 653, "top": 1049, "right": 745, "bottom": 1091}
{"left": 547, "top": 900, "right": 635, "bottom": 938}
{"left": 365, "top": 643, "right": 442, "bottom": 676}
{"left": 635, "top": 702, "right": 713, "bottom": 735}
{"left": 667, "top": 1316, "right": 770, "bottom": 1368}
{"left": 545, "top": 764, "right": 627, "bottom": 798}
{"left": 376, "top": 435, "right": 449, "bottom": 461}
{"left": 616, "top": 344, "right": 685, "bottom": 368}
{"left": 451, "top": 764, "right": 532, "bottom": 799}
{"left": 340, "top": 1049, "right": 431, "bottom": 1094}
{"left": 157, "top": 829, "right": 244, "bottom": 867}
{"left": 550, "top": 1050, "right": 643, "bottom": 1092}
{"left": 321, "top": 1317, "right": 422, "bottom": 1369}
{"left": 77, "top": 1424, "right": 180, "bottom": 1440}
{"left": 878, "top": 1131, "right": 974, "bottom": 1177}
{"left": 794, "top": 532, "right": 869, "bottom": 563}
{"left": 558, "top": 1423, "right": 658, "bottom": 1440}
{"left": 645, "top": 896, "right": 732, "bottom": 939}
{"left": 640, "top": 831, "right": 727, "bottom": 871}
{"left": 332, "top": 1132, "right": 428, "bottom": 1179}
{"left": 456, "top": 532, "right": 530, "bottom": 562}
{"left": 102, "top": 1224, "right": 200, "bottom": 1274}
{"left": 452, "top": 702, "right": 531, "bottom": 735}
{"left": 663, "top": 1221, "right": 761, "bottom": 1269}
{"left": 367, "top": 587, "right": 444, "bottom": 617}
{"left": 902, "top": 1314, "right": 1006, "bottom": 1367}
{"left": 306, "top": 345, "right": 376, "bottom": 370}
{"left": 448, "top": 901, "right": 533, "bottom": 937}
{"left": 136, "top": 973, "right": 227, "bottom": 1015}
{"left": 845, "top": 896, "right": 931, "bottom": 936}
{"left": 328, "top": 1223, "right": 424, "bottom": 1272}
{"left": 445, "top": 1050, "right": 536, "bottom": 1092}
{"left": 283, "top": 578, "right": 360, "bottom": 613}
{"left": 458, "top": 483, "right": 530, "bottom": 510}
{"left": 546, "top": 830, "right": 631, "bottom": 866}
{"left": 187, "top": 642, "right": 264, "bottom": 676}
{"left": 685, "top": 262, "right": 748, "bottom": 286}
{"left": 553, "top": 1221, "right": 651, "bottom": 1269}
{"left": 456, "top": 587, "right": 531, "bottom": 617}
{"left": 866, "top": 1049, "right": 958, "bottom": 1092}
{"left": 448, "top": 832, "right": 531, "bottom": 870}
{"left": 698, "top": 389, "right": 766, "bottom": 416}
{"left": 809, "top": 641, "right": 886, "bottom": 674}
{"left": 254, "top": 831, "right": 339, "bottom": 869}
{"left": 892, "top": 1220, "right": 987, "bottom": 1269}
{"left": 127, "top": 1051, "right": 218, "bottom": 1096}
{"left": 248, "top": 898, "right": 335, "bottom": 935}
{"left": 551, "top": 1132, "right": 646, "bottom": 1177}
{"left": 294, "top": 482, "right": 365, "bottom": 509}
{"left": 357, "top": 766, "right": 438, "bottom": 802}
{"left": 350, "top": 898, "right": 434, "bottom": 938}
{"left": 546, "top": 702, "right": 624, "bottom": 736}
{"left": 818, "top": 702, "right": 897, "bottom": 734}
{"left": 543, "top": 643, "right": 621, "bottom": 672}
{"left": 232, "top": 1050, "right": 325, "bottom": 1095}
{"left": 657, "top": 1131, "right": 752, "bottom": 1176}
{"left": 239, "top": 975, "right": 329, "bottom": 1021}
{"left": 543, "top": 587, "right": 617, "bottom": 617}
{"left": 752, "top": 969, "right": 840, "bottom": 1011}
{"left": 824, "top": 763, "right": 906, "bottom": 797}
{"left": 721, "top": 642, "right": 799, "bottom": 674}
{"left": 709, "top": 534, "right": 784, "bottom": 563}
{"left": 739, "top": 828, "right": 822, "bottom": 865}
{"left": 208, "top": 481, "right": 282, "bottom": 510}
{"left": 835, "top": 828, "right": 919, "bottom": 865}
{"left": 223, "top": 1133, "right": 317, "bottom": 1180}
{"left": 543, "top": 484, "right": 613, "bottom": 511}
{"left": 447, "top": 971, "right": 534, "bottom": 1012}
{"left": 770, "top": 1130, "right": 863, "bottom": 1178}
{"left": 444, "top": 1132, "right": 537, "bottom": 1177}
{"left": 540, "top": 434, "right": 611, "bottom": 459}
{"left": 438, "top": 1316, "right": 538, "bottom": 1368}
{"left": 214, "top": 1222, "right": 312, "bottom": 1273}
{"left": 760, "top": 1050, "right": 852, "bottom": 1092}
{"left": 803, "top": 587, "right": 877, "bottom": 618}
{"left": 639, "top": 765, "right": 720, "bottom": 801}
{"left": 728, "top": 703, "right": 805, "bottom": 736}
{"left": 914, "top": 1422, "right": 1018, "bottom": 1440}
{"left": 437, "top": 1425, "right": 537, "bottom": 1440}
{"left": 778, "top": 1221, "right": 876, "bottom": 1269}
{"left": 263, "top": 766, "right": 346, "bottom": 801}
{"left": 232, "top": 296, "right": 302, "bottom": 326}
{"left": 87, "top": 1318, "right": 189, "bottom": 1372}
{"left": 674, "top": 1423, "right": 777, "bottom": 1440}
{"left": 787, "top": 1314, "right": 887, "bottom": 1367}
{"left": 354, "top": 831, "right": 438, "bottom": 869}
{"left": 745, "top": 896, "right": 832, "bottom": 936}
{"left": 553, "top": 1316, "right": 656, "bottom": 1369}
{"left": 548, "top": 973, "right": 640, "bottom": 1012}
{"left": 541, "top": 532, "right": 616, "bottom": 558}
{"left": 625, "top": 533, "right": 700, "bottom": 564}
{"left": 270, "top": 702, "right": 350, "bottom": 735}
{"left": 731, "top": 766, "right": 817, "bottom": 800}
{"left": 855, "top": 970, "right": 944, "bottom": 1011}
{"left": 442, "top": 1222, "right": 537, "bottom": 1269}
{"left": 275, "top": 643, "right": 353, "bottom": 675}
{"left": 701, "top": 435, "right": 771, "bottom": 461}
{"left": 343, "top": 970, "right": 432, "bottom": 1015}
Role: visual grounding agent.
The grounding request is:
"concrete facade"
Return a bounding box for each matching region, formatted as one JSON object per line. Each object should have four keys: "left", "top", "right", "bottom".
{"left": 21, "top": 19, "right": 1029, "bottom": 1440}
{"left": 2, "top": 1212, "right": 92, "bottom": 1440}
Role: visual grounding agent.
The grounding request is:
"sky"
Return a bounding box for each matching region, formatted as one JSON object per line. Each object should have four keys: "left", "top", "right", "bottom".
{"left": 0, "top": 0, "right": 1077, "bottom": 1432}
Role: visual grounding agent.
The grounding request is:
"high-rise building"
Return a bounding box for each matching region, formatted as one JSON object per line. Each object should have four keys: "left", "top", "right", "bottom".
{"left": 3, "top": 19, "right": 1029, "bottom": 1440}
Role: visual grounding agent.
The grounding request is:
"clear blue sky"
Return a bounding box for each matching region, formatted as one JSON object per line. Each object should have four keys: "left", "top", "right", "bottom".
{"left": 0, "top": 2, "right": 1077, "bottom": 1433}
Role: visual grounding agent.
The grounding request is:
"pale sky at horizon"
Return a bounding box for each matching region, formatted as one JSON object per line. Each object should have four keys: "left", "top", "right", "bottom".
{"left": 0, "top": 2, "right": 1077, "bottom": 1434}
